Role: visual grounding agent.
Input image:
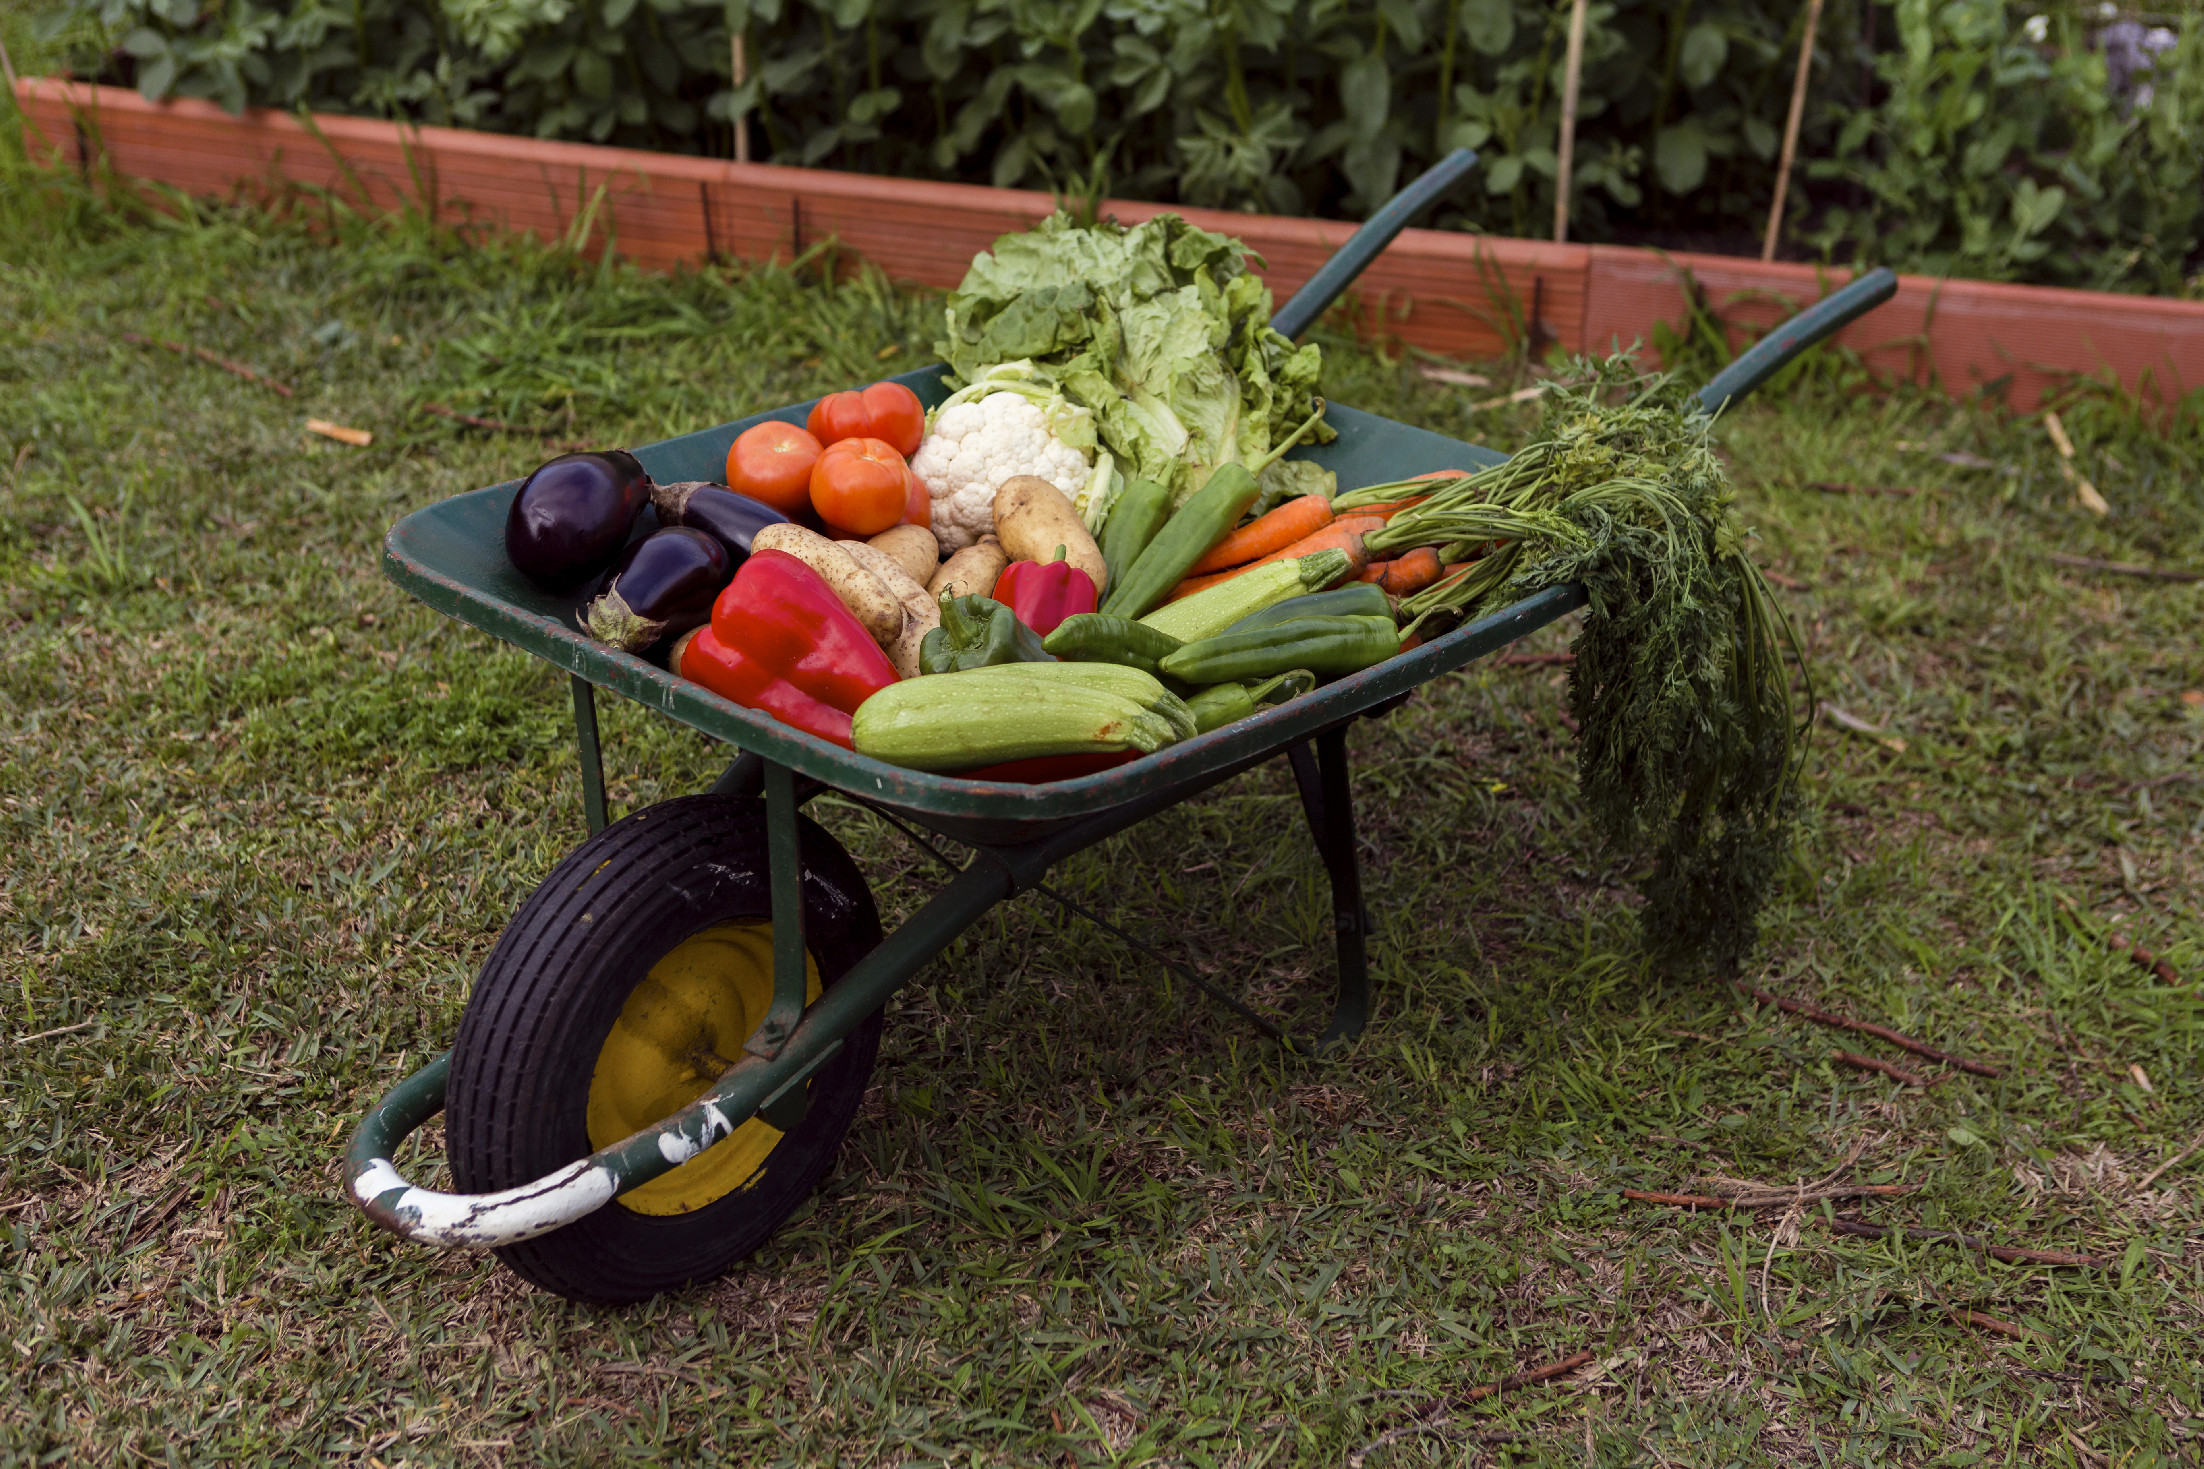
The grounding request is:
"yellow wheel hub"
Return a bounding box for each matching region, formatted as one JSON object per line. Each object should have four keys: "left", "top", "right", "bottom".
{"left": 586, "top": 922, "right": 821, "bottom": 1216}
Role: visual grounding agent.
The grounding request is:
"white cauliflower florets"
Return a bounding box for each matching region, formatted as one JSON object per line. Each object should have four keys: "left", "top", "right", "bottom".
{"left": 911, "top": 391, "right": 1091, "bottom": 552}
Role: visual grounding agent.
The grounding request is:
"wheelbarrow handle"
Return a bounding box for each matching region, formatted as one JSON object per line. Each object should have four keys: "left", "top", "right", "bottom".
{"left": 1694, "top": 266, "right": 1898, "bottom": 417}
{"left": 1269, "top": 148, "right": 1480, "bottom": 342}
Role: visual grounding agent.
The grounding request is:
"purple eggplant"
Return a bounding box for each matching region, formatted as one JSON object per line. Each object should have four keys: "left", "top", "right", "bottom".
{"left": 582, "top": 526, "right": 732, "bottom": 652}
{"left": 505, "top": 450, "right": 653, "bottom": 591}
{"left": 650, "top": 481, "right": 788, "bottom": 565}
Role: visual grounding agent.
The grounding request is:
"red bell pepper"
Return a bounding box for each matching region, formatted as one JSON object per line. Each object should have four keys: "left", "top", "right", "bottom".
{"left": 991, "top": 548, "right": 1097, "bottom": 637}
{"left": 956, "top": 751, "right": 1139, "bottom": 783}
{"left": 678, "top": 549, "right": 897, "bottom": 747}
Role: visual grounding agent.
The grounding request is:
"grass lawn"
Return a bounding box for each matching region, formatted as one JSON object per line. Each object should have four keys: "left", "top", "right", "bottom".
{"left": 1, "top": 128, "right": 2200, "bottom": 1468}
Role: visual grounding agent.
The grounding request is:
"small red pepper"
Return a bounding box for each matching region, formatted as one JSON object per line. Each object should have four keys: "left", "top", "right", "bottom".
{"left": 957, "top": 751, "right": 1139, "bottom": 783}
{"left": 991, "top": 546, "right": 1097, "bottom": 637}
{"left": 678, "top": 549, "right": 897, "bottom": 747}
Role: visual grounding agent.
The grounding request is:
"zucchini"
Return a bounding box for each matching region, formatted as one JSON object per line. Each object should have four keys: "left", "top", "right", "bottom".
{"left": 1138, "top": 549, "right": 1351, "bottom": 644}
{"left": 852, "top": 676, "right": 1177, "bottom": 772}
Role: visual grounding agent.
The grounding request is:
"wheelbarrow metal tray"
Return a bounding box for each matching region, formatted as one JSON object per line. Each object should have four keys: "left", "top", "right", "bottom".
{"left": 383, "top": 366, "right": 1573, "bottom": 845}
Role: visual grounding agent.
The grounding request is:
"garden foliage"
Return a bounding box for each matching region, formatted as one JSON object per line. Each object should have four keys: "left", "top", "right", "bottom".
{"left": 32, "top": 0, "right": 2204, "bottom": 291}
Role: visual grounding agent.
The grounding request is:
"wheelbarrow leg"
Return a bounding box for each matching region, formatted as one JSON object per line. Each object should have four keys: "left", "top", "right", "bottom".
{"left": 750, "top": 759, "right": 814, "bottom": 1128}
{"left": 571, "top": 675, "right": 609, "bottom": 834}
{"left": 1288, "top": 726, "right": 1372, "bottom": 1045}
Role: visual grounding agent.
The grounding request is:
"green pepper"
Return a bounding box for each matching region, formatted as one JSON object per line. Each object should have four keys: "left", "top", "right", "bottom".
{"left": 1184, "top": 670, "right": 1316, "bottom": 733}
{"left": 1160, "top": 615, "right": 1399, "bottom": 685}
{"left": 919, "top": 594, "right": 1056, "bottom": 674}
{"left": 1100, "top": 462, "right": 1262, "bottom": 621}
{"left": 1099, "top": 477, "right": 1172, "bottom": 593}
{"left": 1220, "top": 582, "right": 1392, "bottom": 638}
{"left": 1040, "top": 613, "right": 1184, "bottom": 677}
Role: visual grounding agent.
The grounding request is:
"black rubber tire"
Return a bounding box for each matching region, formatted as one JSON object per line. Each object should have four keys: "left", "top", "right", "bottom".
{"left": 446, "top": 794, "right": 883, "bottom": 1304}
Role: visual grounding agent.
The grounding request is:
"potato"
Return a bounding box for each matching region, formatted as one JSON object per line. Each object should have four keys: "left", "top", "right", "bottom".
{"left": 867, "top": 523, "right": 939, "bottom": 589}
{"left": 751, "top": 523, "right": 902, "bottom": 646}
{"left": 840, "top": 541, "right": 940, "bottom": 680}
{"left": 993, "top": 475, "right": 1107, "bottom": 596}
{"left": 926, "top": 534, "right": 1010, "bottom": 602}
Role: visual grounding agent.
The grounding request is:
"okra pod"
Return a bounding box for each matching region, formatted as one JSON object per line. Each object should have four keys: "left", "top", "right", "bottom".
{"left": 1100, "top": 462, "right": 1261, "bottom": 621}
{"left": 1099, "top": 477, "right": 1173, "bottom": 593}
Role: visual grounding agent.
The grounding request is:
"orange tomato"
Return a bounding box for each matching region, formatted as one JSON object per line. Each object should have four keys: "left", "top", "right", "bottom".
{"left": 726, "top": 421, "right": 822, "bottom": 515}
{"left": 805, "top": 381, "right": 927, "bottom": 457}
{"left": 809, "top": 437, "right": 910, "bottom": 538}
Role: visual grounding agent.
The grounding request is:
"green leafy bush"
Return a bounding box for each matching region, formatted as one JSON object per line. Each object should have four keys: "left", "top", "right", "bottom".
{"left": 28, "top": 0, "right": 2204, "bottom": 292}
{"left": 1806, "top": 0, "right": 2204, "bottom": 293}
{"left": 38, "top": 0, "right": 1869, "bottom": 240}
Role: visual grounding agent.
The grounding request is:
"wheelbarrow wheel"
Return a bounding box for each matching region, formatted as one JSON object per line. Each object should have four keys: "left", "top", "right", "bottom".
{"left": 445, "top": 793, "right": 883, "bottom": 1304}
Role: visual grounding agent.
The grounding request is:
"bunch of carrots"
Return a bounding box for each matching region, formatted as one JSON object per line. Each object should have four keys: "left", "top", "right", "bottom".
{"left": 1162, "top": 471, "right": 1478, "bottom": 604}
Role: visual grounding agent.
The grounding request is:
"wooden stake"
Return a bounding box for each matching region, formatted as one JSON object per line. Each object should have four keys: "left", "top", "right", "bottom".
{"left": 1553, "top": 0, "right": 1590, "bottom": 244}
{"left": 731, "top": 33, "right": 751, "bottom": 164}
{"left": 1762, "top": 0, "right": 1825, "bottom": 262}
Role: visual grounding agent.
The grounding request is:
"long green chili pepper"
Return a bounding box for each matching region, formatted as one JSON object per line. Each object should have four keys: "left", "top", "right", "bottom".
{"left": 1160, "top": 615, "right": 1399, "bottom": 684}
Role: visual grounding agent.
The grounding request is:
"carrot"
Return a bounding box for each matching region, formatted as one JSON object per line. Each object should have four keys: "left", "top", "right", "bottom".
{"left": 1163, "top": 514, "right": 1386, "bottom": 601}
{"left": 1357, "top": 560, "right": 1392, "bottom": 584}
{"left": 1376, "top": 546, "right": 1443, "bottom": 596}
{"left": 1187, "top": 495, "right": 1333, "bottom": 575}
{"left": 1412, "top": 469, "right": 1474, "bottom": 480}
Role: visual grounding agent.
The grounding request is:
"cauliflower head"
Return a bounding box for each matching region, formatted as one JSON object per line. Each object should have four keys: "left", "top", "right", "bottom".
{"left": 911, "top": 390, "right": 1091, "bottom": 552}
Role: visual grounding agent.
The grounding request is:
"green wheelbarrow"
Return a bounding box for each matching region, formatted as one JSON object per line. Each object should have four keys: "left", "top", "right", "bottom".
{"left": 345, "top": 152, "right": 1897, "bottom": 1303}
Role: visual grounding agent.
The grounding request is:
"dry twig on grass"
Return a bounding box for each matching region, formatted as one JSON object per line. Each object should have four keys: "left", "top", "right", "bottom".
{"left": 13, "top": 1019, "right": 95, "bottom": 1044}
{"left": 1345, "top": 1351, "right": 1593, "bottom": 1469}
{"left": 1827, "top": 1219, "right": 2102, "bottom": 1267}
{"left": 2055, "top": 894, "right": 2183, "bottom": 986}
{"left": 2042, "top": 412, "right": 2111, "bottom": 517}
{"left": 2047, "top": 553, "right": 2200, "bottom": 585}
{"left": 1818, "top": 702, "right": 1907, "bottom": 752}
{"left": 2132, "top": 1126, "right": 2204, "bottom": 1195}
{"left": 420, "top": 402, "right": 591, "bottom": 452}
{"left": 1948, "top": 1306, "right": 2031, "bottom": 1340}
{"left": 1808, "top": 479, "right": 1921, "bottom": 498}
{"left": 1834, "top": 1050, "right": 1941, "bottom": 1087}
{"left": 121, "top": 332, "right": 295, "bottom": 398}
{"left": 1739, "top": 985, "right": 2000, "bottom": 1077}
{"left": 1623, "top": 1183, "right": 1915, "bottom": 1210}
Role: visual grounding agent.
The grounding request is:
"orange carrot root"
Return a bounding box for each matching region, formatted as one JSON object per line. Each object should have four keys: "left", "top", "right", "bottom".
{"left": 1165, "top": 514, "right": 1384, "bottom": 601}
{"left": 1358, "top": 560, "right": 1392, "bottom": 584}
{"left": 1377, "top": 546, "right": 1443, "bottom": 597}
{"left": 1189, "top": 494, "right": 1333, "bottom": 575}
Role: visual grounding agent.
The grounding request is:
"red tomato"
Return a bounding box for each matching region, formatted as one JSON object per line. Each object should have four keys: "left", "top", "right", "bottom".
{"left": 902, "top": 464, "right": 930, "bottom": 526}
{"left": 805, "top": 381, "right": 927, "bottom": 457}
{"left": 726, "top": 421, "right": 822, "bottom": 515}
{"left": 860, "top": 382, "right": 926, "bottom": 457}
{"left": 806, "top": 391, "right": 872, "bottom": 448}
{"left": 809, "top": 437, "right": 910, "bottom": 537}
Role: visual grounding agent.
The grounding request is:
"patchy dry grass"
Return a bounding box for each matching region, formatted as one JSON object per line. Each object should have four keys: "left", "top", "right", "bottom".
{"left": 0, "top": 125, "right": 2200, "bottom": 1466}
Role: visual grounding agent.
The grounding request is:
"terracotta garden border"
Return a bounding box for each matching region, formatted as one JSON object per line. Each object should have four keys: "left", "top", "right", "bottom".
{"left": 16, "top": 78, "right": 2203, "bottom": 413}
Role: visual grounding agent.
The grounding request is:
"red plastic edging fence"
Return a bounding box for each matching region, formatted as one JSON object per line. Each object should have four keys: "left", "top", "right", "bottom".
{"left": 18, "top": 78, "right": 2203, "bottom": 413}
